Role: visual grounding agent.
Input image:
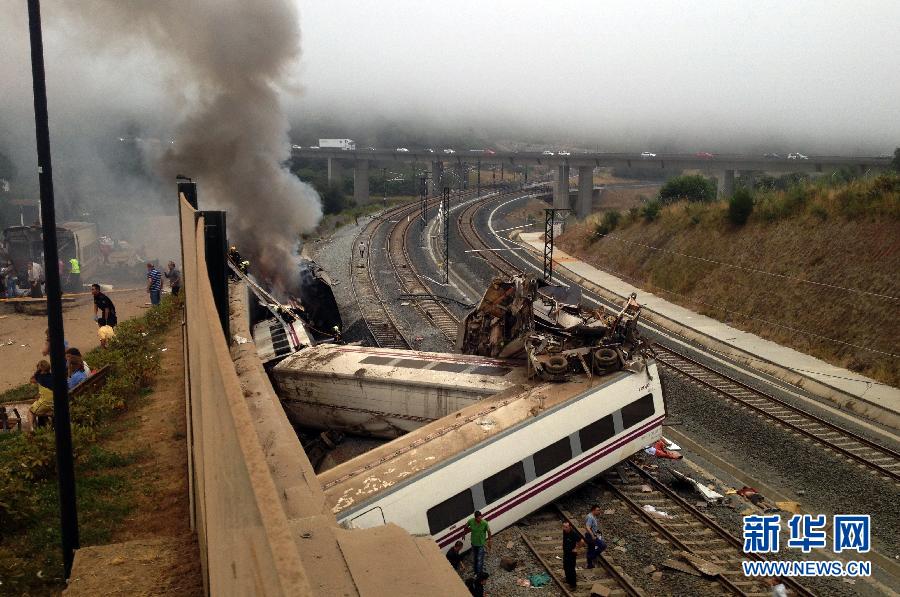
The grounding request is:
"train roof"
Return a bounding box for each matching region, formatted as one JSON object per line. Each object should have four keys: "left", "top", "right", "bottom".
{"left": 318, "top": 366, "right": 644, "bottom": 516}
{"left": 273, "top": 344, "right": 524, "bottom": 393}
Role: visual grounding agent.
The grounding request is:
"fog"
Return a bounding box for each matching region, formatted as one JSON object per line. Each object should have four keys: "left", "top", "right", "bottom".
{"left": 291, "top": 0, "right": 899, "bottom": 154}
{"left": 1, "top": 1, "right": 897, "bottom": 261}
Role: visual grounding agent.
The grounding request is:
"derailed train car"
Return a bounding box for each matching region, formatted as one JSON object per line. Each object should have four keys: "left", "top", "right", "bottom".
{"left": 315, "top": 275, "right": 665, "bottom": 551}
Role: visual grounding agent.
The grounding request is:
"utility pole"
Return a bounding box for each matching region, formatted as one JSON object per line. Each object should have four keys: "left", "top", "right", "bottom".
{"left": 543, "top": 208, "right": 570, "bottom": 284}
{"left": 419, "top": 173, "right": 430, "bottom": 226}
{"left": 382, "top": 167, "right": 387, "bottom": 205}
{"left": 441, "top": 187, "right": 450, "bottom": 284}
{"left": 27, "top": 0, "right": 79, "bottom": 578}
{"left": 476, "top": 159, "right": 481, "bottom": 197}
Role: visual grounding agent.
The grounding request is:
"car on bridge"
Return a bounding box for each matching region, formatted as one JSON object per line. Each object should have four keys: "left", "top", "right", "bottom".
{"left": 558, "top": 150, "right": 571, "bottom": 156}
{"left": 695, "top": 151, "right": 714, "bottom": 159}
{"left": 788, "top": 152, "right": 808, "bottom": 160}
{"left": 763, "top": 152, "right": 781, "bottom": 159}
{"left": 641, "top": 151, "right": 656, "bottom": 158}
{"left": 396, "top": 147, "right": 409, "bottom": 152}
{"left": 484, "top": 148, "right": 496, "bottom": 155}
{"left": 443, "top": 148, "right": 456, "bottom": 154}
{"left": 367, "top": 146, "right": 377, "bottom": 151}
{"left": 424, "top": 148, "right": 435, "bottom": 153}
{"left": 542, "top": 150, "right": 555, "bottom": 156}
{"left": 309, "top": 146, "right": 320, "bottom": 150}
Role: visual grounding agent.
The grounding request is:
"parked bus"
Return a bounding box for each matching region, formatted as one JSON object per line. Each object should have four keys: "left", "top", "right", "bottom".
{"left": 2, "top": 222, "right": 99, "bottom": 292}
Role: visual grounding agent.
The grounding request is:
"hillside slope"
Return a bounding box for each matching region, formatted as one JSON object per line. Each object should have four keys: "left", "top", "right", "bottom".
{"left": 558, "top": 176, "right": 900, "bottom": 387}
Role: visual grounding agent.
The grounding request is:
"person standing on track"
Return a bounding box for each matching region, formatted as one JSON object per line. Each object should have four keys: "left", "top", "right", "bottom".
{"left": 561, "top": 520, "right": 585, "bottom": 589}
{"left": 584, "top": 504, "right": 606, "bottom": 568}
{"left": 358, "top": 240, "right": 366, "bottom": 259}
{"left": 464, "top": 511, "right": 492, "bottom": 575}
{"left": 146, "top": 262, "right": 162, "bottom": 306}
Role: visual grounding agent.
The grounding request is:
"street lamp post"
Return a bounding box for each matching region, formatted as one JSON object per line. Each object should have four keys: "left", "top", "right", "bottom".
{"left": 27, "top": 0, "right": 79, "bottom": 578}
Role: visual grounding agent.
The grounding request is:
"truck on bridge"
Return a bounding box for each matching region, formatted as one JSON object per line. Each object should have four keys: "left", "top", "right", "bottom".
{"left": 319, "top": 138, "right": 356, "bottom": 150}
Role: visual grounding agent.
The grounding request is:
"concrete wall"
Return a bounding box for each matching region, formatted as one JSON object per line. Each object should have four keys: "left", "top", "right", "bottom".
{"left": 180, "top": 195, "right": 466, "bottom": 595}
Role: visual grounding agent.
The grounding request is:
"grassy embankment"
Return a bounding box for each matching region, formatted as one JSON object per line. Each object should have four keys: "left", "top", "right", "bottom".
{"left": 558, "top": 174, "right": 900, "bottom": 386}
{"left": 0, "top": 296, "right": 181, "bottom": 594}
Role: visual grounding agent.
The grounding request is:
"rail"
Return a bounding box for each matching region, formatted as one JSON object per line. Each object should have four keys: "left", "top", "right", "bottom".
{"left": 519, "top": 503, "right": 645, "bottom": 597}
{"left": 598, "top": 462, "right": 814, "bottom": 596}
{"left": 653, "top": 345, "right": 900, "bottom": 484}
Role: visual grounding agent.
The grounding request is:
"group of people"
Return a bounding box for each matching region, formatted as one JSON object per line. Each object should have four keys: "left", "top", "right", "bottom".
{"left": 0, "top": 257, "right": 84, "bottom": 299}
{"left": 145, "top": 261, "right": 181, "bottom": 305}
{"left": 28, "top": 337, "right": 95, "bottom": 427}
{"left": 445, "top": 505, "right": 607, "bottom": 594}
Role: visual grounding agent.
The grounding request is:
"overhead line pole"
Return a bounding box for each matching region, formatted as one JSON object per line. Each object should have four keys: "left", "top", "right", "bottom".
{"left": 27, "top": 0, "right": 79, "bottom": 578}
{"left": 442, "top": 187, "right": 450, "bottom": 284}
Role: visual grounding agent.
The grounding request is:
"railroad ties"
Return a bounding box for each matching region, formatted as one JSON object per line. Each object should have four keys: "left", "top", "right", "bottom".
{"left": 654, "top": 346, "right": 900, "bottom": 484}
{"left": 519, "top": 504, "right": 643, "bottom": 597}
{"left": 350, "top": 208, "right": 412, "bottom": 349}
{"left": 599, "top": 463, "right": 814, "bottom": 597}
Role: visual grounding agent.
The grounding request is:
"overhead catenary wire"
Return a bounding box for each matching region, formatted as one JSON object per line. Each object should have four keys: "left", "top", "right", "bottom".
{"left": 594, "top": 232, "right": 900, "bottom": 302}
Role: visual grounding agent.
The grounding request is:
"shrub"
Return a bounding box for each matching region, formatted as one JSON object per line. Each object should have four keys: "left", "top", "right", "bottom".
{"left": 642, "top": 200, "right": 661, "bottom": 222}
{"left": 594, "top": 210, "right": 621, "bottom": 236}
{"left": 727, "top": 188, "right": 754, "bottom": 225}
{"left": 659, "top": 174, "right": 716, "bottom": 204}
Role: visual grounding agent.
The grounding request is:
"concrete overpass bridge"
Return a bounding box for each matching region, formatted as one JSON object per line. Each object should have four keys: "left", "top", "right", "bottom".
{"left": 292, "top": 147, "right": 891, "bottom": 218}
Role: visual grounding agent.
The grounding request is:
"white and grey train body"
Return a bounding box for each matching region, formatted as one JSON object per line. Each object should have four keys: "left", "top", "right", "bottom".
{"left": 320, "top": 361, "right": 664, "bottom": 553}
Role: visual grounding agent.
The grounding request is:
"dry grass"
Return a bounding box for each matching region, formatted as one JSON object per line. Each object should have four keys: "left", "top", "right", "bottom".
{"left": 559, "top": 175, "right": 900, "bottom": 386}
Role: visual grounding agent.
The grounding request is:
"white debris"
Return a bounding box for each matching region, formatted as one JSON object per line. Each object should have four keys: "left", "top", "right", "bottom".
{"left": 642, "top": 504, "right": 671, "bottom": 518}
{"left": 233, "top": 335, "right": 250, "bottom": 344}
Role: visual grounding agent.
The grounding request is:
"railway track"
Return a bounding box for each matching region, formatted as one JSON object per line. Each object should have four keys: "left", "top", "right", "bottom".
{"left": 598, "top": 462, "right": 814, "bottom": 597}
{"left": 349, "top": 202, "right": 417, "bottom": 349}
{"left": 519, "top": 503, "right": 643, "bottom": 597}
{"left": 385, "top": 197, "right": 461, "bottom": 343}
{"left": 457, "top": 194, "right": 900, "bottom": 485}
{"left": 654, "top": 345, "right": 900, "bottom": 484}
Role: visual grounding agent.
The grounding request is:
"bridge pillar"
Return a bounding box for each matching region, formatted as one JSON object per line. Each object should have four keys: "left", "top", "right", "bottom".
{"left": 576, "top": 166, "right": 593, "bottom": 218}
{"left": 554, "top": 164, "right": 570, "bottom": 209}
{"left": 327, "top": 157, "right": 344, "bottom": 186}
{"left": 717, "top": 169, "right": 735, "bottom": 199}
{"left": 430, "top": 161, "right": 443, "bottom": 195}
{"left": 353, "top": 159, "right": 370, "bottom": 204}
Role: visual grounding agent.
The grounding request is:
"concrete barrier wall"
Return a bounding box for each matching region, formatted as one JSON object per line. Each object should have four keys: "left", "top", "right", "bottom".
{"left": 181, "top": 197, "right": 312, "bottom": 596}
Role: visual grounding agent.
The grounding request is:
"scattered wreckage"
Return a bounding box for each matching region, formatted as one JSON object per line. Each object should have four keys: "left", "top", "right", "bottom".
{"left": 458, "top": 274, "right": 653, "bottom": 381}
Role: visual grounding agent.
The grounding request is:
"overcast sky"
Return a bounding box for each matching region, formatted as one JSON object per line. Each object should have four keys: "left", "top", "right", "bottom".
{"left": 291, "top": 0, "right": 899, "bottom": 153}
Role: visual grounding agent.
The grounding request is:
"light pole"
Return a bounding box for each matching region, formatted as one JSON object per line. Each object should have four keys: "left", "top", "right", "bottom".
{"left": 27, "top": 0, "right": 79, "bottom": 578}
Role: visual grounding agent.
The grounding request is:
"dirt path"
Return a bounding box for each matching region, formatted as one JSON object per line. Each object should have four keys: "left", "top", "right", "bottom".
{"left": 0, "top": 288, "right": 152, "bottom": 393}
{"left": 64, "top": 326, "right": 202, "bottom": 596}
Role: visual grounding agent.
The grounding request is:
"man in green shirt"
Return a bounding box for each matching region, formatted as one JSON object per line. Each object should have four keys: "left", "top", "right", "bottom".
{"left": 464, "top": 510, "right": 492, "bottom": 575}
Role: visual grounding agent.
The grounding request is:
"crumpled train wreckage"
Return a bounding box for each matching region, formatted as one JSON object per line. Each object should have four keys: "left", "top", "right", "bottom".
{"left": 458, "top": 274, "right": 652, "bottom": 381}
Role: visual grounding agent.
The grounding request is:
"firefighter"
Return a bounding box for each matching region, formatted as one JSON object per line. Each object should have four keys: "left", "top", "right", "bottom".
{"left": 239, "top": 259, "right": 250, "bottom": 275}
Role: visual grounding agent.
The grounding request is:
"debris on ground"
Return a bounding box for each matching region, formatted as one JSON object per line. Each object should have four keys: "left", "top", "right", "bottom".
{"left": 590, "top": 582, "right": 612, "bottom": 596}
{"left": 670, "top": 469, "right": 723, "bottom": 502}
{"left": 528, "top": 572, "right": 551, "bottom": 587}
{"left": 500, "top": 556, "right": 518, "bottom": 571}
{"left": 642, "top": 504, "right": 671, "bottom": 518}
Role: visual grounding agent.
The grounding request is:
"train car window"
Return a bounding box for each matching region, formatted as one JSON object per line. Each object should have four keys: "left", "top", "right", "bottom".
{"left": 533, "top": 437, "right": 572, "bottom": 477}
{"left": 621, "top": 393, "right": 655, "bottom": 429}
{"left": 426, "top": 488, "right": 475, "bottom": 535}
{"left": 483, "top": 462, "right": 527, "bottom": 505}
{"left": 579, "top": 415, "right": 615, "bottom": 452}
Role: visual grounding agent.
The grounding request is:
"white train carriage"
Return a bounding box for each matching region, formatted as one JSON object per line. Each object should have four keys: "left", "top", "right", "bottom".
{"left": 319, "top": 361, "right": 663, "bottom": 552}
{"left": 272, "top": 345, "right": 520, "bottom": 438}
